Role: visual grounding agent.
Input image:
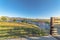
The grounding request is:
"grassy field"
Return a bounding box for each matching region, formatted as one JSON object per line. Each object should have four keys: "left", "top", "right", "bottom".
{"left": 0, "top": 21, "right": 49, "bottom": 39}
{"left": 0, "top": 22, "right": 38, "bottom": 28}
{"left": 0, "top": 22, "right": 42, "bottom": 39}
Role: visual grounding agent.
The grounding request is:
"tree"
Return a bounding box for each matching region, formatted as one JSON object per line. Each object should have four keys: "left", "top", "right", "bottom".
{"left": 0, "top": 16, "right": 7, "bottom": 21}
{"left": 21, "top": 19, "right": 27, "bottom": 23}
{"left": 13, "top": 18, "right": 16, "bottom": 22}
{"left": 45, "top": 21, "right": 50, "bottom": 24}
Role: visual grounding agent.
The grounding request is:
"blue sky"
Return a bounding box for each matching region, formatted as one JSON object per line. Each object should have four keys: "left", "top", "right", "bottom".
{"left": 0, "top": 0, "right": 60, "bottom": 19}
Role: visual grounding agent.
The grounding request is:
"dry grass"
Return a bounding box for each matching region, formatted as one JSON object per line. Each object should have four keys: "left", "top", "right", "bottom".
{"left": 0, "top": 22, "right": 38, "bottom": 28}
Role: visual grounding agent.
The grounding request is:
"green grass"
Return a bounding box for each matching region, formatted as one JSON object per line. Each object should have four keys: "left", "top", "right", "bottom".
{"left": 0, "top": 22, "right": 49, "bottom": 38}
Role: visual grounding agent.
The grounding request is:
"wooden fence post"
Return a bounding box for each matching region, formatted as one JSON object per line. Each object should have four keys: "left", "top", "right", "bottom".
{"left": 50, "top": 17, "right": 58, "bottom": 36}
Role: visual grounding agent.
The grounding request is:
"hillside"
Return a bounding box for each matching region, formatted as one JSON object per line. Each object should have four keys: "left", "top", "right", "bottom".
{"left": 0, "top": 22, "right": 38, "bottom": 28}
{"left": 0, "top": 22, "right": 44, "bottom": 38}
{"left": 0, "top": 16, "right": 50, "bottom": 38}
